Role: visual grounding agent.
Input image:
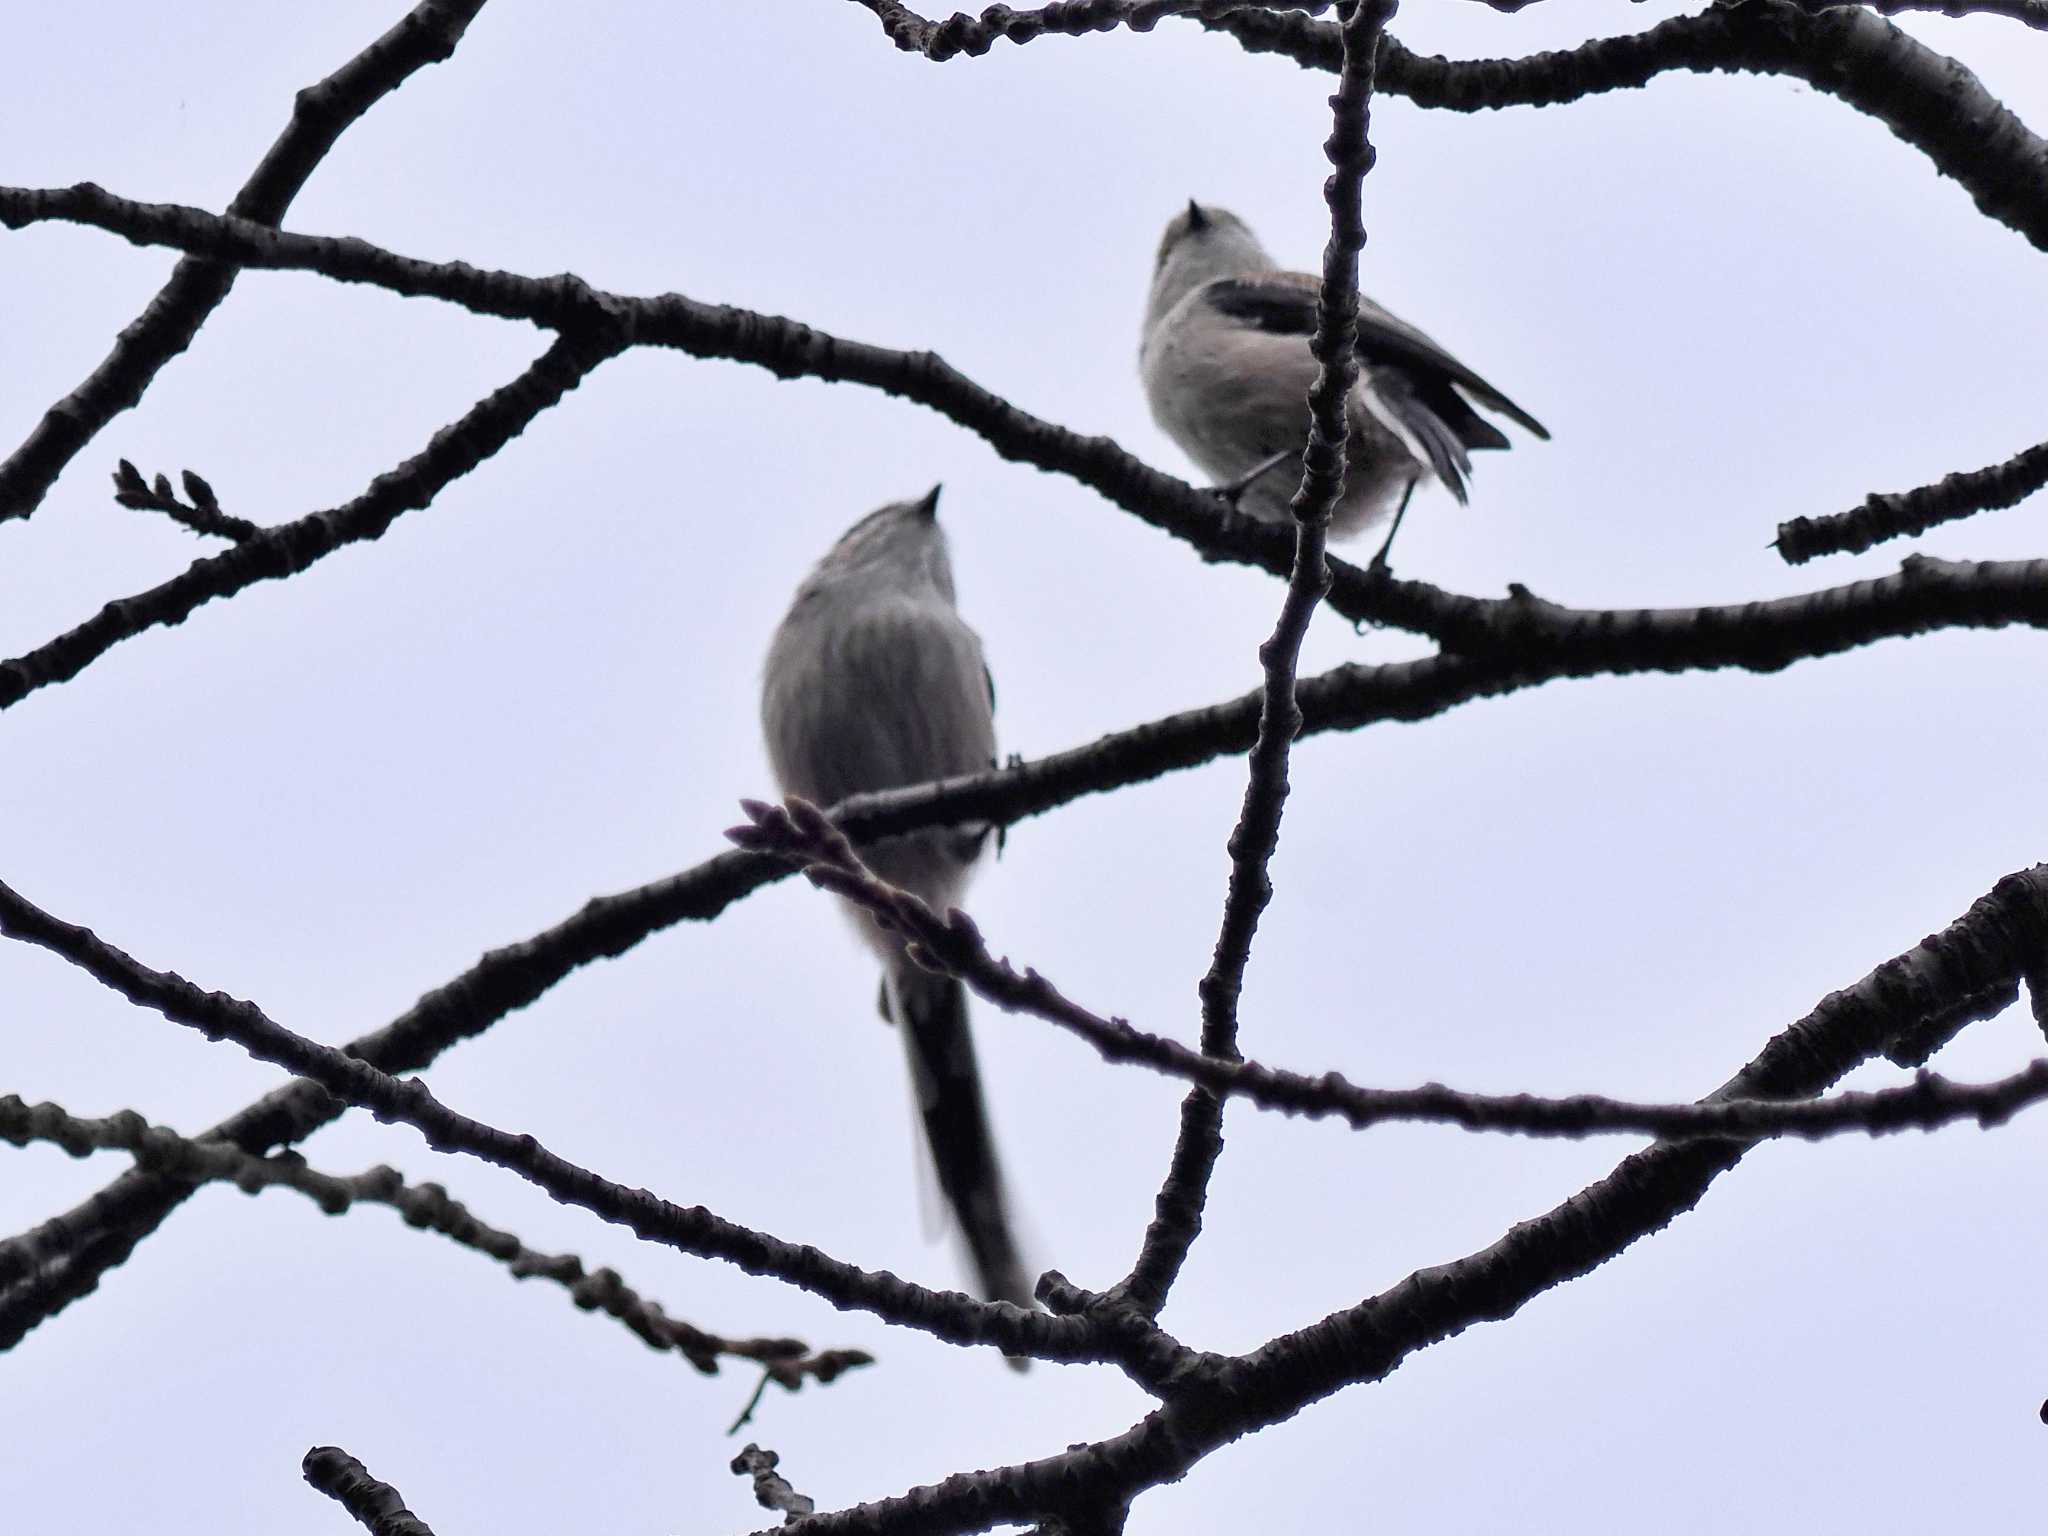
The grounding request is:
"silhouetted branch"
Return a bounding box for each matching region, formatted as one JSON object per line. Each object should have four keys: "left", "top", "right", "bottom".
{"left": 14, "top": 182, "right": 2048, "bottom": 685}
{"left": 852, "top": 0, "right": 1330, "bottom": 57}
{"left": 1463, "top": 0, "right": 2048, "bottom": 25}
{"left": 1121, "top": 0, "right": 1390, "bottom": 1321}
{"left": 1206, "top": 2, "right": 2048, "bottom": 255}
{"left": 0, "top": 1095, "right": 866, "bottom": 1384}
{"left": 1836, "top": 0, "right": 2048, "bottom": 23}
{"left": 710, "top": 866, "right": 2048, "bottom": 1536}
{"left": 1775, "top": 436, "right": 2048, "bottom": 563}
{"left": 735, "top": 800, "right": 2048, "bottom": 1143}
{"left": 1359, "top": 554, "right": 2048, "bottom": 665}
{"left": 0, "top": 0, "right": 492, "bottom": 522}
{"left": 0, "top": 873, "right": 1124, "bottom": 1368}
{"left": 0, "top": 625, "right": 1998, "bottom": 1346}
{"left": 302, "top": 1446, "right": 438, "bottom": 1536}
{"left": 733, "top": 1444, "right": 816, "bottom": 1524}
{"left": 0, "top": 324, "right": 626, "bottom": 713}
{"left": 1224, "top": 864, "right": 2048, "bottom": 1421}
{"left": 851, "top": 1, "right": 2048, "bottom": 251}
{"left": 109, "top": 459, "right": 260, "bottom": 542}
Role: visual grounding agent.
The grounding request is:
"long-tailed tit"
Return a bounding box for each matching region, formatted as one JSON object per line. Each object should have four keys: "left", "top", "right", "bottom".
{"left": 759, "top": 487, "right": 1032, "bottom": 1334}
{"left": 1141, "top": 201, "right": 1548, "bottom": 561}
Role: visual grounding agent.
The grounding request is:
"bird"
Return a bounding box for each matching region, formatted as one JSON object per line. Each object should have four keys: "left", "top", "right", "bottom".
{"left": 758, "top": 486, "right": 1033, "bottom": 1344}
{"left": 1140, "top": 200, "right": 1548, "bottom": 563}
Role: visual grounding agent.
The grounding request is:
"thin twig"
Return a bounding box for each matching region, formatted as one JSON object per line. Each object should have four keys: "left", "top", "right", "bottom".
{"left": 0, "top": 0, "right": 492, "bottom": 521}
{"left": 109, "top": 459, "right": 261, "bottom": 542}
{"left": 0, "top": 322, "right": 627, "bottom": 712}
{"left": 0, "top": 622, "right": 2009, "bottom": 1347}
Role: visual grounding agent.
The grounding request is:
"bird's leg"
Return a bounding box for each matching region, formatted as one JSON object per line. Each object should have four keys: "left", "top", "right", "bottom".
{"left": 1212, "top": 448, "right": 1294, "bottom": 506}
{"left": 1367, "top": 478, "right": 1418, "bottom": 571}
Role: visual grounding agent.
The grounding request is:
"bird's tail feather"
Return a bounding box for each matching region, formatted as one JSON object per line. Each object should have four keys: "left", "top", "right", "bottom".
{"left": 886, "top": 964, "right": 1034, "bottom": 1353}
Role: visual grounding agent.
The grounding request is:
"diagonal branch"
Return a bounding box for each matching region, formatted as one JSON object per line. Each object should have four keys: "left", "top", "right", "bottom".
{"left": 0, "top": 623, "right": 2016, "bottom": 1347}
{"left": 0, "top": 0, "right": 492, "bottom": 522}
{"left": 12, "top": 185, "right": 2048, "bottom": 694}
{"left": 736, "top": 867, "right": 2048, "bottom": 1536}
{"left": 0, "top": 874, "right": 1113, "bottom": 1367}
{"left": 0, "top": 608, "right": 2020, "bottom": 1348}
{"left": 0, "top": 1095, "right": 868, "bottom": 1385}
{"left": 0, "top": 322, "right": 626, "bottom": 713}
{"left": 0, "top": 653, "right": 1499, "bottom": 1349}
{"left": 1775, "top": 435, "right": 2048, "bottom": 563}
{"left": 1219, "top": 864, "right": 2048, "bottom": 1424}
{"left": 730, "top": 802, "right": 2048, "bottom": 1145}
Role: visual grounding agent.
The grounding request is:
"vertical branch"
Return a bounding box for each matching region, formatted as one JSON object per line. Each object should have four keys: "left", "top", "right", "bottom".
{"left": 1118, "top": 0, "right": 1396, "bottom": 1317}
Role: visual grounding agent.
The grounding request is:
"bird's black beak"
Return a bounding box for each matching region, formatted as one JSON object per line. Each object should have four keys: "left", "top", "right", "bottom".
{"left": 915, "top": 484, "right": 942, "bottom": 518}
{"left": 1186, "top": 198, "right": 1208, "bottom": 231}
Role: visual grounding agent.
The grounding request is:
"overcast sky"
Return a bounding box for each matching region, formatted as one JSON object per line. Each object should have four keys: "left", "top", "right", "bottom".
{"left": 6, "top": 3, "right": 2048, "bottom": 1532}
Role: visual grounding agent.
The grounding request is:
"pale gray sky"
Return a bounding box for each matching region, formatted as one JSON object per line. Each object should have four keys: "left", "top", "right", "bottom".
{"left": 5, "top": 3, "right": 2048, "bottom": 1532}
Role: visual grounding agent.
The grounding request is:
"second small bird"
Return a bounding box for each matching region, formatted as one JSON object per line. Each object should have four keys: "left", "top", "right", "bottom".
{"left": 760, "top": 487, "right": 1032, "bottom": 1325}
{"left": 1141, "top": 201, "right": 1547, "bottom": 557}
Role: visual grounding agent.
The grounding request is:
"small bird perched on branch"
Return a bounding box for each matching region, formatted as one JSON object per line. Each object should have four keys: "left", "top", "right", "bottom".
{"left": 1140, "top": 200, "right": 1548, "bottom": 563}
{"left": 759, "top": 488, "right": 1032, "bottom": 1351}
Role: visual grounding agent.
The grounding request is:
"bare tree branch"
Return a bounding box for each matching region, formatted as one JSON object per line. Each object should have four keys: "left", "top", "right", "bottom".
{"left": 1460, "top": 0, "right": 2048, "bottom": 28}
{"left": 109, "top": 459, "right": 260, "bottom": 543}
{"left": 1775, "top": 435, "right": 2048, "bottom": 563}
{"left": 13, "top": 184, "right": 2048, "bottom": 691}
{"left": 0, "top": 873, "right": 1142, "bottom": 1368}
{"left": 0, "top": 0, "right": 492, "bottom": 522}
{"left": 0, "top": 619, "right": 2014, "bottom": 1346}
{"left": 733, "top": 1444, "right": 817, "bottom": 1524}
{"left": 1223, "top": 864, "right": 2048, "bottom": 1419}
{"left": 1120, "top": 0, "right": 1392, "bottom": 1320}
{"left": 1205, "top": 2, "right": 2048, "bottom": 256}
{"left": 1357, "top": 553, "right": 2048, "bottom": 663}
{"left": 851, "top": 0, "right": 1331, "bottom": 57}
{"left": 0, "top": 1094, "right": 868, "bottom": 1384}
{"left": 0, "top": 324, "right": 626, "bottom": 713}
{"left": 727, "top": 867, "right": 2048, "bottom": 1536}
{"left": 0, "top": 646, "right": 1422, "bottom": 1344}
{"left": 731, "top": 802, "right": 2048, "bottom": 1144}
{"left": 302, "top": 1446, "right": 438, "bottom": 1536}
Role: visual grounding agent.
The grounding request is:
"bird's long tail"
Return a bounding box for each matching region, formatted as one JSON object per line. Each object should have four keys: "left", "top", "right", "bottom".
{"left": 884, "top": 964, "right": 1034, "bottom": 1338}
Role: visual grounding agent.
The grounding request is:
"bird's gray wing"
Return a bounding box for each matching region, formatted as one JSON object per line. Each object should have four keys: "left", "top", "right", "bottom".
{"left": 1202, "top": 272, "right": 1550, "bottom": 445}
